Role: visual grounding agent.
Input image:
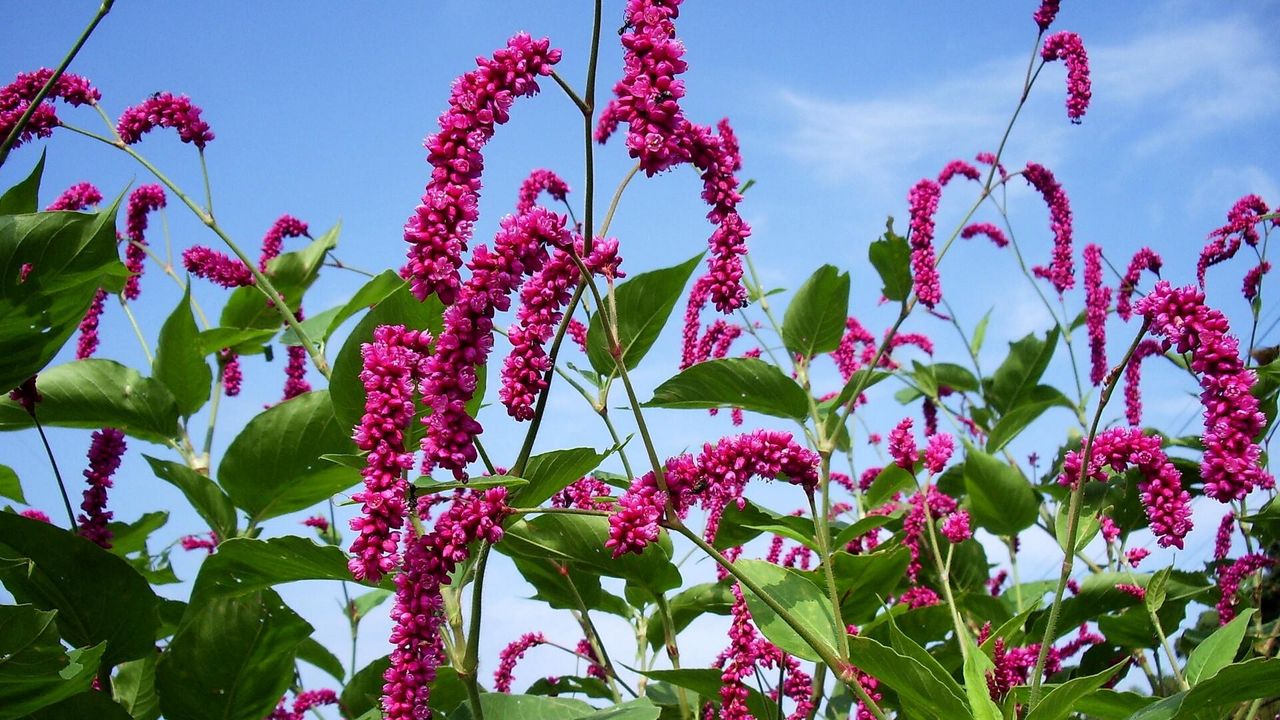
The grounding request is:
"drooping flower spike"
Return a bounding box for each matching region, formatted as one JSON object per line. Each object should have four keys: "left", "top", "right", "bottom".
{"left": 220, "top": 348, "right": 243, "bottom": 397}
{"left": 1216, "top": 554, "right": 1274, "bottom": 624}
{"left": 1122, "top": 340, "right": 1162, "bottom": 427}
{"left": 75, "top": 289, "right": 108, "bottom": 360}
{"left": 1137, "top": 282, "right": 1275, "bottom": 501}
{"left": 0, "top": 69, "right": 100, "bottom": 150}
{"left": 1116, "top": 247, "right": 1162, "bottom": 321}
{"left": 960, "top": 222, "right": 1009, "bottom": 248}
{"left": 122, "top": 184, "right": 167, "bottom": 301}
{"left": 714, "top": 585, "right": 814, "bottom": 720}
{"left": 258, "top": 214, "right": 309, "bottom": 271}
{"left": 1033, "top": 0, "right": 1061, "bottom": 30}
{"left": 1083, "top": 243, "right": 1110, "bottom": 385}
{"left": 907, "top": 178, "right": 943, "bottom": 308}
{"left": 687, "top": 119, "right": 752, "bottom": 312}
{"left": 78, "top": 427, "right": 126, "bottom": 548}
{"left": 937, "top": 159, "right": 980, "bottom": 186}
{"left": 281, "top": 308, "right": 312, "bottom": 401}
{"left": 1197, "top": 195, "right": 1270, "bottom": 287}
{"left": 1025, "top": 162, "right": 1075, "bottom": 294}
{"left": 516, "top": 169, "right": 570, "bottom": 215}
{"left": 46, "top": 182, "right": 102, "bottom": 212}
{"left": 1243, "top": 261, "right": 1270, "bottom": 302}
{"left": 1041, "top": 32, "right": 1092, "bottom": 123}
{"left": 494, "top": 632, "right": 545, "bottom": 693}
{"left": 182, "top": 246, "right": 254, "bottom": 288}
{"left": 116, "top": 92, "right": 214, "bottom": 149}
{"left": 402, "top": 33, "right": 562, "bottom": 304}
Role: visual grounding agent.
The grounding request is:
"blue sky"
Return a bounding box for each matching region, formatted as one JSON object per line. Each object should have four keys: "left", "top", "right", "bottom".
{"left": 4, "top": 0, "right": 1280, "bottom": 699}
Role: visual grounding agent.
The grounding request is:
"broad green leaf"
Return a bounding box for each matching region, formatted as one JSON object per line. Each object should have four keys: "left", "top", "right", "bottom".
{"left": 1024, "top": 661, "right": 1130, "bottom": 720}
{"left": 142, "top": 456, "right": 237, "bottom": 541}
{"left": 195, "top": 327, "right": 277, "bottom": 357}
{"left": 0, "top": 641, "right": 108, "bottom": 720}
{"left": 971, "top": 308, "right": 992, "bottom": 356}
{"left": 278, "top": 305, "right": 343, "bottom": 346}
{"left": 351, "top": 588, "right": 393, "bottom": 622}
{"left": 500, "top": 514, "right": 681, "bottom": 600}
{"left": 581, "top": 699, "right": 662, "bottom": 719}
{"left": 0, "top": 151, "right": 44, "bottom": 215}
{"left": 1126, "top": 658, "right": 1280, "bottom": 719}
{"left": 964, "top": 449, "right": 1040, "bottom": 535}
{"left": 0, "top": 513, "right": 159, "bottom": 668}
{"left": 988, "top": 328, "right": 1059, "bottom": 414}
{"left": 646, "top": 357, "right": 810, "bottom": 419}
{"left": 1031, "top": 571, "right": 1208, "bottom": 642}
{"left": 0, "top": 464, "right": 25, "bottom": 503}
{"left": 644, "top": 581, "right": 734, "bottom": 649}
{"left": 296, "top": 636, "right": 345, "bottom": 681}
{"left": 449, "top": 694, "right": 595, "bottom": 720}
{"left": 868, "top": 218, "right": 912, "bottom": 302}
{"left": 1184, "top": 608, "right": 1254, "bottom": 685}
{"left": 0, "top": 605, "right": 98, "bottom": 718}
{"left": 0, "top": 195, "right": 125, "bottom": 392}
{"left": 1071, "top": 690, "right": 1154, "bottom": 719}
{"left": 734, "top": 559, "right": 840, "bottom": 662}
{"left": 322, "top": 270, "right": 405, "bottom": 340}
{"left": 189, "top": 536, "right": 367, "bottom": 606}
{"left": 156, "top": 590, "right": 312, "bottom": 720}
{"left": 330, "top": 284, "right": 445, "bottom": 442}
{"left": 962, "top": 632, "right": 1003, "bottom": 720}
{"left": 25, "top": 688, "right": 133, "bottom": 720}
{"left": 834, "top": 548, "right": 911, "bottom": 623}
{"left": 526, "top": 675, "right": 613, "bottom": 700}
{"left": 415, "top": 474, "right": 528, "bottom": 495}
{"left": 641, "top": 669, "right": 773, "bottom": 718}
{"left": 112, "top": 653, "right": 161, "bottom": 720}
{"left": 831, "top": 513, "right": 895, "bottom": 549}
{"left": 508, "top": 447, "right": 608, "bottom": 508}
{"left": 586, "top": 254, "right": 701, "bottom": 376}
{"left": 218, "top": 224, "right": 338, "bottom": 332}
{"left": 846, "top": 634, "right": 972, "bottom": 718}
{"left": 1145, "top": 566, "right": 1172, "bottom": 613}
{"left": 865, "top": 464, "right": 916, "bottom": 509}
{"left": 1054, "top": 501, "right": 1101, "bottom": 554}
{"left": 986, "top": 385, "right": 1073, "bottom": 452}
{"left": 0, "top": 360, "right": 179, "bottom": 444}
{"left": 782, "top": 264, "right": 850, "bottom": 358}
{"left": 153, "top": 283, "right": 212, "bottom": 417}
{"left": 218, "top": 390, "right": 359, "bottom": 523}
{"left": 339, "top": 656, "right": 390, "bottom": 720}
{"left": 509, "top": 556, "right": 617, "bottom": 617}
{"left": 885, "top": 612, "right": 967, "bottom": 701}
{"left": 104, "top": 511, "right": 168, "bottom": 558}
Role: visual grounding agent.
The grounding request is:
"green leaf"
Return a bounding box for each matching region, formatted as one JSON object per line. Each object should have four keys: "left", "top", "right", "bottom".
{"left": 986, "top": 385, "right": 1073, "bottom": 452}
{"left": 156, "top": 590, "right": 312, "bottom": 720}
{"left": 278, "top": 305, "right": 344, "bottom": 346}
{"left": 322, "top": 270, "right": 406, "bottom": 340}
{"left": 330, "top": 284, "right": 445, "bottom": 442}
{"left": 1184, "top": 608, "right": 1254, "bottom": 686}
{"left": 864, "top": 464, "right": 916, "bottom": 509}
{"left": 218, "top": 390, "right": 359, "bottom": 523}
{"left": 1054, "top": 501, "right": 1100, "bottom": 554}
{"left": 0, "top": 196, "right": 125, "bottom": 392}
{"left": 510, "top": 556, "right": 628, "bottom": 619}
{"left": 218, "top": 225, "right": 338, "bottom": 332}
{"left": 587, "top": 254, "right": 701, "bottom": 376}
{"left": 0, "top": 360, "right": 179, "bottom": 444}
{"left": 640, "top": 669, "right": 774, "bottom": 718}
{"left": 1024, "top": 661, "right": 1129, "bottom": 720}
{"left": 195, "top": 327, "right": 277, "bottom": 357}
{"left": 645, "top": 581, "right": 735, "bottom": 649}
{"left": 112, "top": 653, "right": 161, "bottom": 720}
{"left": 526, "top": 675, "right": 613, "bottom": 700}
{"left": 104, "top": 511, "right": 168, "bottom": 558}
{"left": 734, "top": 559, "right": 840, "bottom": 663}
{"left": 153, "top": 283, "right": 213, "bottom": 417}
{"left": 646, "top": 357, "right": 810, "bottom": 419}
{"left": 0, "top": 151, "right": 45, "bottom": 215}
{"left": 845, "top": 634, "right": 972, "bottom": 718}
{"left": 0, "top": 513, "right": 159, "bottom": 668}
{"left": 1145, "top": 566, "right": 1172, "bottom": 613}
{"left": 868, "top": 218, "right": 912, "bottom": 302}
{"left": 1125, "top": 658, "right": 1280, "bottom": 719}
{"left": 500, "top": 514, "right": 681, "bottom": 600}
{"left": 988, "top": 328, "right": 1059, "bottom": 414}
{"left": 964, "top": 449, "right": 1040, "bottom": 535}
{"left": 885, "top": 612, "right": 967, "bottom": 701}
{"left": 962, "top": 632, "right": 1003, "bottom": 720}
{"left": 782, "top": 264, "right": 850, "bottom": 358}
{"left": 25, "top": 687, "right": 134, "bottom": 720}
{"left": 508, "top": 447, "right": 608, "bottom": 508}
{"left": 580, "top": 699, "right": 662, "bottom": 720}
{"left": 296, "top": 636, "right": 345, "bottom": 681}
{"left": 351, "top": 588, "right": 393, "bottom": 622}
{"left": 189, "top": 536, "right": 368, "bottom": 606}
{"left": 831, "top": 513, "right": 896, "bottom": 549}
{"left": 415, "top": 475, "right": 529, "bottom": 495}
{"left": 449, "top": 694, "right": 595, "bottom": 720}
{"left": 971, "top": 308, "right": 992, "bottom": 356}
{"left": 0, "top": 605, "right": 104, "bottom": 719}
{"left": 339, "top": 656, "right": 390, "bottom": 720}
{"left": 142, "top": 456, "right": 237, "bottom": 541}
{"left": 833, "top": 547, "right": 911, "bottom": 623}
{"left": 0, "top": 464, "right": 25, "bottom": 503}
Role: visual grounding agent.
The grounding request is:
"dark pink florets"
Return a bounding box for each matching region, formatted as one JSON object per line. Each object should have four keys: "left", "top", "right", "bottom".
{"left": 348, "top": 325, "right": 433, "bottom": 583}
{"left": 180, "top": 532, "right": 218, "bottom": 554}
{"left": 1033, "top": 0, "right": 1061, "bottom": 30}
{"left": 0, "top": 69, "right": 99, "bottom": 150}
{"left": 888, "top": 417, "right": 917, "bottom": 471}
{"left": 960, "top": 222, "right": 1009, "bottom": 248}
{"left": 1116, "top": 247, "right": 1162, "bottom": 321}
{"left": 269, "top": 689, "right": 339, "bottom": 720}
{"left": 551, "top": 476, "right": 614, "bottom": 511}
{"left": 924, "top": 432, "right": 954, "bottom": 474}
{"left": 1216, "top": 553, "right": 1274, "bottom": 624}
{"left": 494, "top": 632, "right": 545, "bottom": 693}
{"left": 937, "top": 159, "right": 980, "bottom": 186}
{"left": 259, "top": 214, "right": 309, "bottom": 271}
{"left": 124, "top": 184, "right": 166, "bottom": 301}
{"left": 907, "top": 178, "right": 943, "bottom": 308}
{"left": 1137, "top": 282, "right": 1274, "bottom": 501}
{"left": 75, "top": 289, "right": 107, "bottom": 360}
{"left": 687, "top": 119, "right": 752, "bottom": 312}
{"left": 1083, "top": 243, "right": 1110, "bottom": 386}
{"left": 1198, "top": 195, "right": 1270, "bottom": 288}
{"left": 1214, "top": 512, "right": 1235, "bottom": 563}
{"left": 45, "top": 182, "right": 102, "bottom": 212}
{"left": 116, "top": 92, "right": 214, "bottom": 149}
{"left": 1025, "top": 162, "right": 1075, "bottom": 294}
{"left": 714, "top": 586, "right": 814, "bottom": 720}
{"left": 1041, "top": 31, "right": 1092, "bottom": 124}
{"left": 20, "top": 509, "right": 51, "bottom": 523}
{"left": 402, "top": 33, "right": 562, "bottom": 304}
{"left": 220, "top": 349, "right": 243, "bottom": 397}
{"left": 78, "top": 427, "right": 126, "bottom": 549}
{"left": 1243, "top": 261, "right": 1270, "bottom": 302}
{"left": 182, "top": 246, "right": 254, "bottom": 288}
{"left": 1122, "top": 340, "right": 1162, "bottom": 427}
{"left": 281, "top": 310, "right": 311, "bottom": 402}
{"left": 567, "top": 318, "right": 589, "bottom": 352}
{"left": 516, "top": 169, "right": 570, "bottom": 215}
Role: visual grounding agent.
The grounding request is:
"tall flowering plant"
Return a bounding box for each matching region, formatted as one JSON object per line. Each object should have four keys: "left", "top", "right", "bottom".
{"left": 1, "top": 2, "right": 1278, "bottom": 720}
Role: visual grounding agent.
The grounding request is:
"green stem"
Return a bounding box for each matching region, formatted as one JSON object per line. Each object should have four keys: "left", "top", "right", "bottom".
{"left": 808, "top": 478, "right": 849, "bottom": 658}
{"left": 118, "top": 298, "right": 154, "bottom": 366}
{"left": 462, "top": 543, "right": 491, "bottom": 720}
{"left": 580, "top": 0, "right": 603, "bottom": 257}
{"left": 1028, "top": 321, "right": 1151, "bottom": 707}
{"left": 654, "top": 593, "right": 691, "bottom": 718}
{"left": 33, "top": 416, "right": 77, "bottom": 527}
{"left": 0, "top": 0, "right": 114, "bottom": 168}
{"left": 511, "top": 283, "right": 586, "bottom": 476}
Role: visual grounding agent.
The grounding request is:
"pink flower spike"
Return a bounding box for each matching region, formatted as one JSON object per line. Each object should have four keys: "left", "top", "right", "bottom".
{"left": 0, "top": 69, "right": 100, "bottom": 150}
{"left": 1214, "top": 512, "right": 1235, "bottom": 563}
{"left": 78, "top": 427, "right": 126, "bottom": 549}
{"left": 75, "top": 289, "right": 107, "bottom": 360}
{"left": 888, "top": 418, "right": 918, "bottom": 471}
{"left": 258, "top": 214, "right": 309, "bottom": 271}
{"left": 180, "top": 532, "right": 217, "bottom": 554}
{"left": 45, "top": 182, "right": 102, "bottom": 211}
{"left": 1123, "top": 340, "right": 1162, "bottom": 427}
{"left": 1243, "top": 261, "right": 1270, "bottom": 302}
{"left": 960, "top": 222, "right": 1009, "bottom": 248}
{"left": 116, "top": 92, "right": 214, "bottom": 148}
{"left": 907, "top": 179, "right": 943, "bottom": 308}
{"left": 516, "top": 169, "right": 570, "bottom": 214}
{"left": 1025, "top": 162, "right": 1075, "bottom": 294}
{"left": 494, "top": 632, "right": 545, "bottom": 693}
{"left": 20, "top": 509, "right": 51, "bottom": 523}
{"left": 1083, "top": 243, "right": 1111, "bottom": 386}
{"left": 1125, "top": 548, "right": 1150, "bottom": 568}
{"left": 1116, "top": 248, "right": 1162, "bottom": 321}
{"left": 1041, "top": 32, "right": 1092, "bottom": 123}
{"left": 402, "top": 33, "right": 562, "bottom": 304}
{"left": 124, "top": 184, "right": 166, "bottom": 301}
{"left": 1033, "top": 0, "right": 1061, "bottom": 30}
{"left": 924, "top": 432, "right": 954, "bottom": 474}
{"left": 1115, "top": 583, "right": 1146, "bottom": 600}
{"left": 1216, "top": 553, "right": 1274, "bottom": 624}
{"left": 220, "top": 349, "right": 243, "bottom": 397}
{"left": 183, "top": 246, "right": 255, "bottom": 288}
{"left": 937, "top": 159, "right": 980, "bottom": 186}
{"left": 941, "top": 510, "right": 972, "bottom": 543}
{"left": 302, "top": 515, "right": 330, "bottom": 533}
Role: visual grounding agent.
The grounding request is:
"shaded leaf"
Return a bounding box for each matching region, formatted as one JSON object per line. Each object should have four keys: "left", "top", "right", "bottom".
{"left": 867, "top": 219, "right": 911, "bottom": 302}
{"left": 508, "top": 447, "right": 608, "bottom": 508}
{"left": 647, "top": 357, "right": 810, "bottom": 419}
{"left": 189, "top": 536, "right": 369, "bottom": 606}
{"left": 0, "top": 360, "right": 179, "bottom": 444}
{"left": 734, "top": 559, "right": 839, "bottom": 663}
{"left": 587, "top": 254, "right": 701, "bottom": 376}
{"left": 782, "top": 264, "right": 850, "bottom": 358}
{"left": 142, "top": 456, "right": 237, "bottom": 540}
{"left": 964, "top": 449, "right": 1040, "bottom": 535}
{"left": 152, "top": 283, "right": 212, "bottom": 417}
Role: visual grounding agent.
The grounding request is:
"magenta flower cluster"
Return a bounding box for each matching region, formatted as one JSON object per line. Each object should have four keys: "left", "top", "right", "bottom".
{"left": 383, "top": 488, "right": 511, "bottom": 720}
{"left": 516, "top": 169, "right": 570, "bottom": 215}
{"left": 1025, "top": 162, "right": 1075, "bottom": 294}
{"left": 76, "top": 289, "right": 108, "bottom": 360}
{"left": 182, "top": 246, "right": 255, "bottom": 288}
{"left": 268, "top": 690, "right": 338, "bottom": 720}
{"left": 1216, "top": 554, "right": 1274, "bottom": 624}
{"left": 1123, "top": 340, "right": 1162, "bottom": 427}
{"left": 1137, "top": 281, "right": 1275, "bottom": 501}
{"left": 123, "top": 184, "right": 167, "bottom": 301}
{"left": 493, "top": 632, "right": 545, "bottom": 692}
{"left": 116, "top": 92, "right": 214, "bottom": 149}
{"left": 1058, "top": 427, "right": 1191, "bottom": 548}
{"left": 1041, "top": 32, "right": 1092, "bottom": 123}
{"left": 258, "top": 214, "right": 309, "bottom": 271}
{"left": 1033, "top": 0, "right": 1061, "bottom": 30}
{"left": 607, "top": 430, "right": 819, "bottom": 556}
{"left": 0, "top": 68, "right": 99, "bottom": 149}
{"left": 906, "top": 179, "right": 943, "bottom": 308}
{"left": 282, "top": 309, "right": 312, "bottom": 401}
{"left": 1116, "top": 247, "right": 1162, "bottom": 321}
{"left": 550, "top": 476, "right": 615, "bottom": 511}
{"left": 402, "top": 33, "right": 561, "bottom": 304}
{"left": 1083, "top": 243, "right": 1110, "bottom": 385}
{"left": 220, "top": 348, "right": 243, "bottom": 397}
{"left": 714, "top": 586, "right": 814, "bottom": 720}
{"left": 960, "top": 222, "right": 1009, "bottom": 248}
{"left": 46, "top": 182, "right": 102, "bottom": 212}
{"left": 348, "top": 325, "right": 433, "bottom": 583}
{"left": 78, "top": 427, "right": 126, "bottom": 549}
